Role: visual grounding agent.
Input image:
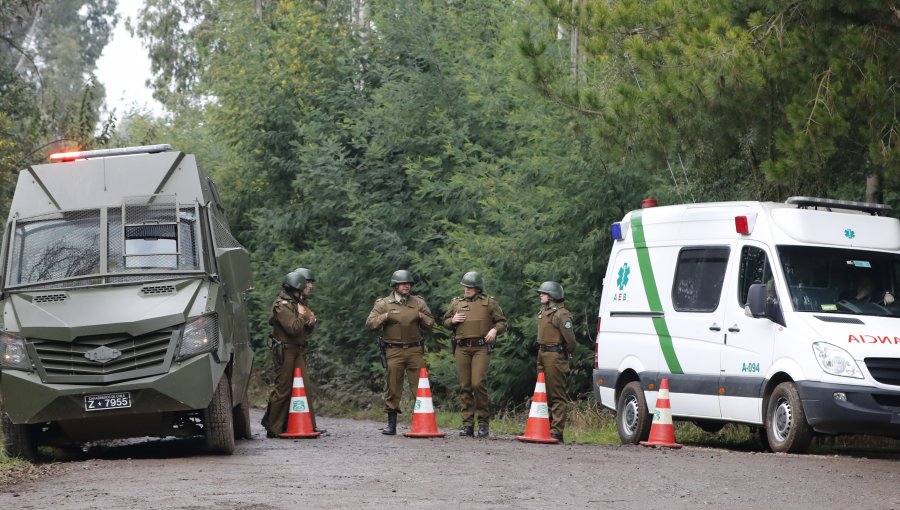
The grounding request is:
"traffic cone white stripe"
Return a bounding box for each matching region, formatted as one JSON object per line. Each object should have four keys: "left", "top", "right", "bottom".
{"left": 293, "top": 377, "right": 305, "bottom": 388}
{"left": 418, "top": 377, "right": 430, "bottom": 389}
{"left": 414, "top": 396, "right": 434, "bottom": 414}
{"left": 290, "top": 396, "right": 310, "bottom": 413}
{"left": 528, "top": 401, "right": 550, "bottom": 419}
{"left": 534, "top": 382, "right": 546, "bottom": 393}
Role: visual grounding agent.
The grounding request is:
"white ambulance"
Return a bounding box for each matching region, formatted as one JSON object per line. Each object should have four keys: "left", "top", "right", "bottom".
{"left": 593, "top": 197, "right": 900, "bottom": 453}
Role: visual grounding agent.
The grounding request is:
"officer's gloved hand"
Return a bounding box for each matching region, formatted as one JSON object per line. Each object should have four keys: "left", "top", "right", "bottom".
{"left": 884, "top": 292, "right": 895, "bottom": 305}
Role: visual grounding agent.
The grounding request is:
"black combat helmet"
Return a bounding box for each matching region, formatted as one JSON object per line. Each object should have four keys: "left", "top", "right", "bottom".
{"left": 294, "top": 267, "right": 315, "bottom": 282}
{"left": 460, "top": 271, "right": 485, "bottom": 291}
{"left": 390, "top": 270, "right": 413, "bottom": 286}
{"left": 538, "top": 281, "right": 565, "bottom": 301}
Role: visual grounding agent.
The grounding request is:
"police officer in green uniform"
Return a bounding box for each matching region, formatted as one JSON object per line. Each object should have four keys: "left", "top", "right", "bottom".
{"left": 365, "top": 270, "right": 435, "bottom": 435}
{"left": 443, "top": 272, "right": 507, "bottom": 438}
{"left": 535, "top": 281, "right": 577, "bottom": 443}
{"left": 262, "top": 269, "right": 320, "bottom": 438}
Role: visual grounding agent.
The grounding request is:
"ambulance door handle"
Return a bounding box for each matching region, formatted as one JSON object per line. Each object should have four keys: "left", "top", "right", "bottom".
{"left": 709, "top": 324, "right": 721, "bottom": 332}
{"left": 728, "top": 325, "right": 740, "bottom": 333}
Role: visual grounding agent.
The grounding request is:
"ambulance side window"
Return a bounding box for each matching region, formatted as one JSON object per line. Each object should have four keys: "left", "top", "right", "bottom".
{"left": 672, "top": 247, "right": 729, "bottom": 312}
{"left": 738, "top": 246, "right": 773, "bottom": 307}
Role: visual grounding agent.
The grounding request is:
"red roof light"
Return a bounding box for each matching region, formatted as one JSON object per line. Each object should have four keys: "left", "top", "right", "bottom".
{"left": 49, "top": 149, "right": 84, "bottom": 163}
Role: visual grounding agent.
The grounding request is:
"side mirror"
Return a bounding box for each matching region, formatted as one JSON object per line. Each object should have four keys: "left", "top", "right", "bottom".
{"left": 745, "top": 282, "right": 786, "bottom": 327}
{"left": 745, "top": 283, "right": 768, "bottom": 318}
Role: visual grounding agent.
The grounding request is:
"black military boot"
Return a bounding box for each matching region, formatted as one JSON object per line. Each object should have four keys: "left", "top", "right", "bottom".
{"left": 459, "top": 425, "right": 474, "bottom": 437}
{"left": 383, "top": 411, "right": 397, "bottom": 435}
{"left": 476, "top": 424, "right": 489, "bottom": 438}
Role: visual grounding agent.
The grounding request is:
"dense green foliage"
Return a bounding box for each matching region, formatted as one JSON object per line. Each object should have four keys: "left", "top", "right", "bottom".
{"left": 6, "top": 1, "right": 897, "bottom": 413}
{"left": 122, "top": 0, "right": 899, "bottom": 411}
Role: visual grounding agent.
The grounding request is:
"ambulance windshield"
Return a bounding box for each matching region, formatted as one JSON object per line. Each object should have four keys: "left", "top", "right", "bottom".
{"left": 778, "top": 246, "right": 900, "bottom": 317}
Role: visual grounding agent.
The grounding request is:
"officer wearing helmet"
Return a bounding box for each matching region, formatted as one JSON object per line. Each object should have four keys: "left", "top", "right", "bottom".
{"left": 262, "top": 268, "right": 320, "bottom": 438}
{"left": 535, "top": 281, "right": 577, "bottom": 443}
{"left": 442, "top": 271, "right": 507, "bottom": 437}
{"left": 365, "top": 270, "right": 435, "bottom": 435}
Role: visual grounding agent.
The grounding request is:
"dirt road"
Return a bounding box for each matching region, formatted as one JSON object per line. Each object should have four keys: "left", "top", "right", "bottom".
{"left": 0, "top": 409, "right": 898, "bottom": 509}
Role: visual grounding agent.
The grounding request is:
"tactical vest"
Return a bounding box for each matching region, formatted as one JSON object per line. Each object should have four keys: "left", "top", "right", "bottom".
{"left": 383, "top": 299, "right": 423, "bottom": 343}
{"left": 537, "top": 306, "right": 562, "bottom": 345}
{"left": 455, "top": 297, "right": 493, "bottom": 340}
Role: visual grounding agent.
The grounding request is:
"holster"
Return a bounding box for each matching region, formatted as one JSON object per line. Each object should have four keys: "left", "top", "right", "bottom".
{"left": 271, "top": 336, "right": 285, "bottom": 367}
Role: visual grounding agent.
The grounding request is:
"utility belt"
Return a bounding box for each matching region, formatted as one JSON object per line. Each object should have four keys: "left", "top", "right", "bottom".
{"left": 270, "top": 337, "right": 304, "bottom": 348}
{"left": 538, "top": 344, "right": 566, "bottom": 353}
{"left": 271, "top": 336, "right": 304, "bottom": 366}
{"left": 383, "top": 340, "right": 425, "bottom": 349}
{"left": 456, "top": 338, "right": 487, "bottom": 347}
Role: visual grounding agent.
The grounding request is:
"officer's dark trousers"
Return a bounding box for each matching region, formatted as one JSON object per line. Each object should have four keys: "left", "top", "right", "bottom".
{"left": 384, "top": 346, "right": 424, "bottom": 413}
{"left": 267, "top": 344, "right": 317, "bottom": 433}
{"left": 455, "top": 345, "right": 491, "bottom": 427}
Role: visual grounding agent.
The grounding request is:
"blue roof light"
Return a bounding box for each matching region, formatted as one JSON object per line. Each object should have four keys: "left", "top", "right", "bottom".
{"left": 610, "top": 222, "right": 624, "bottom": 241}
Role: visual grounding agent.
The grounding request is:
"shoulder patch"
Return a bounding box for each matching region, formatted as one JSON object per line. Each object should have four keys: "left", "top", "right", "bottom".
{"left": 564, "top": 320, "right": 573, "bottom": 329}
{"left": 453, "top": 296, "right": 464, "bottom": 301}
{"left": 375, "top": 297, "right": 384, "bottom": 302}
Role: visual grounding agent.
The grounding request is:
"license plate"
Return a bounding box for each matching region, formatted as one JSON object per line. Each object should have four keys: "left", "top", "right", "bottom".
{"left": 84, "top": 392, "right": 132, "bottom": 411}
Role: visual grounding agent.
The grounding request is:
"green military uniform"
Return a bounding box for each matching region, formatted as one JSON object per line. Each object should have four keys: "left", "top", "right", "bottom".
{"left": 365, "top": 291, "right": 434, "bottom": 413}
{"left": 265, "top": 290, "right": 318, "bottom": 435}
{"left": 536, "top": 301, "right": 577, "bottom": 437}
{"left": 442, "top": 294, "right": 507, "bottom": 430}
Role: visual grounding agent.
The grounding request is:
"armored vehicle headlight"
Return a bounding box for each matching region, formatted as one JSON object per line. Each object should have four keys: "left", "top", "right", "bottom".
{"left": 0, "top": 333, "right": 30, "bottom": 370}
{"left": 812, "top": 342, "right": 863, "bottom": 379}
{"left": 178, "top": 314, "right": 220, "bottom": 360}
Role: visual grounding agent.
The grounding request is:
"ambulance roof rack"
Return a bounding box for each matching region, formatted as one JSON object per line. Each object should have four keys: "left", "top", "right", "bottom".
{"left": 785, "top": 196, "right": 892, "bottom": 216}
{"left": 49, "top": 144, "right": 172, "bottom": 163}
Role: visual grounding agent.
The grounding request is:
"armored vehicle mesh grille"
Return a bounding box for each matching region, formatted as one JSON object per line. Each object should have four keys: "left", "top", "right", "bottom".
{"left": 31, "top": 328, "right": 175, "bottom": 378}
{"left": 9, "top": 209, "right": 102, "bottom": 286}
{"left": 211, "top": 211, "right": 242, "bottom": 249}
{"left": 864, "top": 358, "right": 900, "bottom": 386}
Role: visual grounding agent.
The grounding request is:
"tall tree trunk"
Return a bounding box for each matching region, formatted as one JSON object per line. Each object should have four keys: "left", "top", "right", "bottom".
{"left": 865, "top": 172, "right": 881, "bottom": 204}
{"left": 15, "top": 3, "right": 43, "bottom": 75}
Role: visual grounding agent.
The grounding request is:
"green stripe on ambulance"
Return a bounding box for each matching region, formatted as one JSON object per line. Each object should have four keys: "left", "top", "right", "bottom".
{"left": 631, "top": 211, "right": 684, "bottom": 374}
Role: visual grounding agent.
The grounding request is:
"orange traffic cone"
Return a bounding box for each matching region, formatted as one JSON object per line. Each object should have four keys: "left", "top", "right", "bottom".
{"left": 640, "top": 378, "right": 682, "bottom": 448}
{"left": 403, "top": 368, "right": 445, "bottom": 438}
{"left": 516, "top": 372, "right": 559, "bottom": 444}
{"left": 280, "top": 368, "right": 321, "bottom": 439}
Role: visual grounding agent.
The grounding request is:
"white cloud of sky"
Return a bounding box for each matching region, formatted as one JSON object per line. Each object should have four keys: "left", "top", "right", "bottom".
{"left": 95, "top": 0, "right": 164, "bottom": 117}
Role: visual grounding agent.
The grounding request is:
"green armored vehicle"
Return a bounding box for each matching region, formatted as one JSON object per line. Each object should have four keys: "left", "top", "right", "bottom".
{"left": 0, "top": 144, "right": 253, "bottom": 457}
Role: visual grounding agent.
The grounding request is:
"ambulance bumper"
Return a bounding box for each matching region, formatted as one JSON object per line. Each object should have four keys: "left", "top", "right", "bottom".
{"left": 796, "top": 381, "right": 900, "bottom": 437}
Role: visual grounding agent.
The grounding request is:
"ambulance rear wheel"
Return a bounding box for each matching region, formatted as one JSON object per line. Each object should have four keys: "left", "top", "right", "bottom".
{"left": 765, "top": 382, "right": 812, "bottom": 453}
{"left": 617, "top": 381, "right": 651, "bottom": 444}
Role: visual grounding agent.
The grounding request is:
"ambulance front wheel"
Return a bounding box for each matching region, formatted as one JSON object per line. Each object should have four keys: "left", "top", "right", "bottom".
{"left": 765, "top": 382, "right": 812, "bottom": 453}
{"left": 616, "top": 381, "right": 652, "bottom": 444}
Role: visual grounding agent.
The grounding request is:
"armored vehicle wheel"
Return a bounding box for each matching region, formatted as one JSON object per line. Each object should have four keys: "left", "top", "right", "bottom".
{"left": 232, "top": 387, "right": 252, "bottom": 440}
{"left": 203, "top": 376, "right": 235, "bottom": 454}
{"left": 765, "top": 382, "right": 812, "bottom": 453}
{"left": 616, "top": 381, "right": 651, "bottom": 444}
{"left": 1, "top": 397, "right": 38, "bottom": 461}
